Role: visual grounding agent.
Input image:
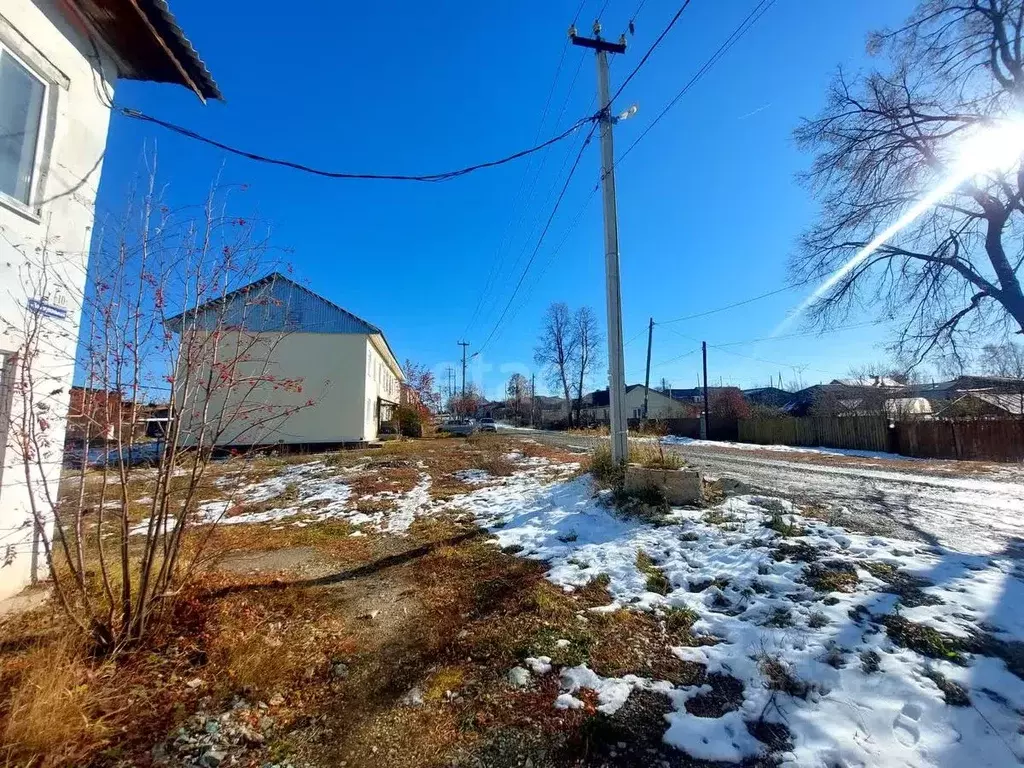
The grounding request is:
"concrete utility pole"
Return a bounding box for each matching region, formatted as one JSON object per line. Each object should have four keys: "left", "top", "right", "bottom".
{"left": 531, "top": 372, "right": 536, "bottom": 428}
{"left": 642, "top": 317, "right": 654, "bottom": 420}
{"left": 572, "top": 21, "right": 629, "bottom": 464}
{"left": 701, "top": 341, "right": 710, "bottom": 440}
{"left": 457, "top": 341, "right": 470, "bottom": 397}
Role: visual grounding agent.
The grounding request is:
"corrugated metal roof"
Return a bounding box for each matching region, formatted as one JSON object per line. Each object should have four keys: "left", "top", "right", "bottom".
{"left": 165, "top": 273, "right": 381, "bottom": 334}
{"left": 164, "top": 273, "right": 404, "bottom": 374}
{"left": 69, "top": 0, "right": 221, "bottom": 101}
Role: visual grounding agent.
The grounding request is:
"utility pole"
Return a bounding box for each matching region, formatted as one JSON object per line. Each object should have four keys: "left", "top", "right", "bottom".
{"left": 531, "top": 372, "right": 536, "bottom": 428}
{"left": 701, "top": 341, "right": 710, "bottom": 440}
{"left": 457, "top": 341, "right": 470, "bottom": 397}
{"left": 642, "top": 317, "right": 654, "bottom": 420}
{"left": 572, "top": 21, "right": 629, "bottom": 464}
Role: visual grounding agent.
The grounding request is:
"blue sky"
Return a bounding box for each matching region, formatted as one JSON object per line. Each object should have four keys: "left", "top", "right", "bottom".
{"left": 95, "top": 0, "right": 920, "bottom": 399}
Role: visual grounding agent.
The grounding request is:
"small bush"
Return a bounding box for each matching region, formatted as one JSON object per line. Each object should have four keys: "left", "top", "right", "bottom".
{"left": 636, "top": 550, "right": 672, "bottom": 595}
{"left": 804, "top": 560, "right": 859, "bottom": 593}
{"left": 395, "top": 405, "right": 424, "bottom": 438}
{"left": 663, "top": 605, "right": 699, "bottom": 633}
{"left": 808, "top": 611, "right": 829, "bottom": 629}
{"left": 922, "top": 668, "right": 971, "bottom": 706}
{"left": 882, "top": 615, "right": 965, "bottom": 663}
{"left": 765, "top": 512, "right": 804, "bottom": 537}
{"left": 590, "top": 445, "right": 624, "bottom": 488}
{"left": 763, "top": 607, "right": 793, "bottom": 628}
{"left": 759, "top": 655, "right": 810, "bottom": 698}
{"left": 629, "top": 443, "right": 684, "bottom": 470}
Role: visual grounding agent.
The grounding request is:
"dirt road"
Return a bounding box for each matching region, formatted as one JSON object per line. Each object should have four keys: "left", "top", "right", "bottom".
{"left": 514, "top": 430, "right": 1024, "bottom": 557}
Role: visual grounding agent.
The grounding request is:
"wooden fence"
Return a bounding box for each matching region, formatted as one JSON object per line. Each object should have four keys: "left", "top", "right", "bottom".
{"left": 896, "top": 418, "right": 1024, "bottom": 461}
{"left": 738, "top": 415, "right": 1024, "bottom": 462}
{"left": 738, "top": 416, "right": 891, "bottom": 454}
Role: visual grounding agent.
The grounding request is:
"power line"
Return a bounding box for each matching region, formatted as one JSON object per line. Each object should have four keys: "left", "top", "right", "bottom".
{"left": 712, "top": 321, "right": 882, "bottom": 348}
{"left": 616, "top": 0, "right": 777, "bottom": 165}
{"left": 119, "top": 107, "right": 595, "bottom": 183}
{"left": 652, "top": 347, "right": 699, "bottom": 369}
{"left": 658, "top": 278, "right": 813, "bottom": 325}
{"left": 463, "top": 29, "right": 584, "bottom": 336}
{"left": 708, "top": 344, "right": 837, "bottom": 377}
{"left": 475, "top": 123, "right": 599, "bottom": 355}
{"left": 609, "top": 0, "right": 694, "bottom": 106}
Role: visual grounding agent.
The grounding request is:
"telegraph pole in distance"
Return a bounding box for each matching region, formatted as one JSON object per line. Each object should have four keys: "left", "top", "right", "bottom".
{"left": 642, "top": 317, "right": 654, "bottom": 420}
{"left": 531, "top": 372, "right": 537, "bottom": 428}
{"left": 572, "top": 21, "right": 629, "bottom": 464}
{"left": 457, "top": 341, "right": 470, "bottom": 397}
{"left": 701, "top": 341, "right": 710, "bottom": 440}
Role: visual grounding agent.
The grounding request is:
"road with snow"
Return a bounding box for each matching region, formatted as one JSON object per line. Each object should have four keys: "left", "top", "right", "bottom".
{"left": 514, "top": 430, "right": 1024, "bottom": 557}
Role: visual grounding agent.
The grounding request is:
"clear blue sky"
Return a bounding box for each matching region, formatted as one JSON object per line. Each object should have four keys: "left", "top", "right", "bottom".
{"left": 95, "top": 0, "right": 919, "bottom": 399}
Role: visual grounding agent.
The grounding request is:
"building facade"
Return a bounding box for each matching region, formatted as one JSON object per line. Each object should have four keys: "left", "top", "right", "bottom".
{"left": 0, "top": 0, "right": 217, "bottom": 599}
{"left": 168, "top": 274, "right": 405, "bottom": 447}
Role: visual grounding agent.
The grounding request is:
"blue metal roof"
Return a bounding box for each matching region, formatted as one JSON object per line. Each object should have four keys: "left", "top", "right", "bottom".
{"left": 164, "top": 273, "right": 382, "bottom": 334}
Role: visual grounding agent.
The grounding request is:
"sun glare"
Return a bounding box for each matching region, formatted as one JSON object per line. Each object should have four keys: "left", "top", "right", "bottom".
{"left": 775, "top": 118, "right": 1024, "bottom": 335}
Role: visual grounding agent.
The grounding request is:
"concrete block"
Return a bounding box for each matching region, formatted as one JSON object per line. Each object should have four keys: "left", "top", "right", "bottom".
{"left": 624, "top": 466, "right": 705, "bottom": 506}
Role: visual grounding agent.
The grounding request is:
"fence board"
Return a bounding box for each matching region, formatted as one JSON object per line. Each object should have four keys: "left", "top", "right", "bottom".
{"left": 739, "top": 415, "right": 1024, "bottom": 462}
{"left": 738, "top": 415, "right": 889, "bottom": 453}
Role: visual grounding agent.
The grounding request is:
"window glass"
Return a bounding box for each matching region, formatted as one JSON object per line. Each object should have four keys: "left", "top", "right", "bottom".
{"left": 0, "top": 51, "right": 45, "bottom": 204}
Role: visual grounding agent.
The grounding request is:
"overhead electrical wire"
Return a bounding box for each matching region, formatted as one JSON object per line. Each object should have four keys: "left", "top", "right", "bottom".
{"left": 119, "top": 107, "right": 595, "bottom": 183}
{"left": 608, "top": 0, "right": 694, "bottom": 107}
{"left": 474, "top": 124, "right": 598, "bottom": 356}
{"left": 615, "top": 0, "right": 777, "bottom": 165}
{"left": 477, "top": 0, "right": 778, "bottom": 339}
{"left": 463, "top": 18, "right": 586, "bottom": 337}
{"left": 658, "top": 278, "right": 814, "bottom": 325}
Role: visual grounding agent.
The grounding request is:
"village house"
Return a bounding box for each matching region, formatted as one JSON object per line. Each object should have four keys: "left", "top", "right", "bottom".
{"left": 580, "top": 385, "right": 692, "bottom": 424}
{"left": 166, "top": 273, "right": 405, "bottom": 447}
{"left": 0, "top": 0, "right": 217, "bottom": 600}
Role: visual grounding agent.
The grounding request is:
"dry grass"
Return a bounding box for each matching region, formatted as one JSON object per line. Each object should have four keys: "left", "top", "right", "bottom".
{"left": 1, "top": 634, "right": 116, "bottom": 766}
{"left": 3, "top": 435, "right": 706, "bottom": 767}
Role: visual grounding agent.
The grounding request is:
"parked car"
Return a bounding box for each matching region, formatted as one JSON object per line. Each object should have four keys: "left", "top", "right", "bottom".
{"left": 479, "top": 417, "right": 497, "bottom": 433}
{"left": 444, "top": 419, "right": 477, "bottom": 436}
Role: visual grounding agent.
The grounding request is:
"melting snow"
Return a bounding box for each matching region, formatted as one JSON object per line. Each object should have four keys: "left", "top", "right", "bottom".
{"left": 449, "top": 468, "right": 1024, "bottom": 766}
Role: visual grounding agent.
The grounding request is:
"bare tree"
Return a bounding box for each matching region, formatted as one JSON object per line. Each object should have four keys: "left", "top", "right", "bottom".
{"left": 571, "top": 306, "right": 602, "bottom": 426}
{"left": 534, "top": 303, "right": 578, "bottom": 427}
{"left": 505, "top": 373, "right": 529, "bottom": 426}
{"left": 979, "top": 341, "right": 1024, "bottom": 377}
{"left": 794, "top": 0, "right": 1024, "bottom": 368}
{"left": 2, "top": 169, "right": 314, "bottom": 651}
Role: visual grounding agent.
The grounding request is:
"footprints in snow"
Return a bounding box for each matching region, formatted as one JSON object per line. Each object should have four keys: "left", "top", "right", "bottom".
{"left": 892, "top": 702, "right": 923, "bottom": 747}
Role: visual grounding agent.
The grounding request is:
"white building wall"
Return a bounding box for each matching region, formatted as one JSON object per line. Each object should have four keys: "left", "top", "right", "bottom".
{"left": 0, "top": 0, "right": 116, "bottom": 600}
{"left": 175, "top": 332, "right": 373, "bottom": 445}
{"left": 362, "top": 334, "right": 402, "bottom": 439}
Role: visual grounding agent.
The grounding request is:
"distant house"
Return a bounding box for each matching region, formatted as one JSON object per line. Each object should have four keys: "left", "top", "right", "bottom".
{"left": 535, "top": 395, "right": 568, "bottom": 427}
{"left": 65, "top": 386, "right": 130, "bottom": 443}
{"left": 0, "top": 0, "right": 217, "bottom": 600}
{"left": 580, "top": 385, "right": 692, "bottom": 423}
{"left": 934, "top": 392, "right": 1024, "bottom": 418}
{"left": 166, "top": 273, "right": 405, "bottom": 447}
{"left": 743, "top": 387, "right": 792, "bottom": 409}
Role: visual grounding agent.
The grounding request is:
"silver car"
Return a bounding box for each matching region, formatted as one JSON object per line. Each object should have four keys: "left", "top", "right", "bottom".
{"left": 444, "top": 419, "right": 477, "bottom": 436}
{"left": 478, "top": 417, "right": 497, "bottom": 433}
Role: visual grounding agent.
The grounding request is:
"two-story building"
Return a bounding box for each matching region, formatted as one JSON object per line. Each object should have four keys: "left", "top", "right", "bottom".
{"left": 0, "top": 0, "right": 217, "bottom": 600}
{"left": 166, "top": 273, "right": 406, "bottom": 448}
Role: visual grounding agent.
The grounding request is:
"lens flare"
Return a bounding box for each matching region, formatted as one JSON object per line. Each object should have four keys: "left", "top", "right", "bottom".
{"left": 774, "top": 119, "right": 1024, "bottom": 335}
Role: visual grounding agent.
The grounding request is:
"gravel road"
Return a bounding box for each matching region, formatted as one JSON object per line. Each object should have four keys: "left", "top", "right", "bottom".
{"left": 512, "top": 430, "right": 1024, "bottom": 557}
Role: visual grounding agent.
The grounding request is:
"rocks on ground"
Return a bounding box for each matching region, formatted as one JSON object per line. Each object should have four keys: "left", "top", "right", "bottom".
{"left": 151, "top": 696, "right": 307, "bottom": 768}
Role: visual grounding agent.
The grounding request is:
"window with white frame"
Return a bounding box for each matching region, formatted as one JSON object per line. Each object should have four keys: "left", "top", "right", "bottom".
{"left": 0, "top": 47, "right": 46, "bottom": 206}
